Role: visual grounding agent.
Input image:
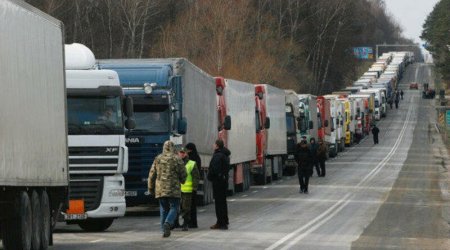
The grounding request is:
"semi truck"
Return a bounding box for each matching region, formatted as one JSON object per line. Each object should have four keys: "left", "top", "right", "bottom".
{"left": 98, "top": 58, "right": 218, "bottom": 206}
{"left": 322, "top": 95, "right": 340, "bottom": 157}
{"left": 64, "top": 44, "right": 135, "bottom": 232}
{"left": 284, "top": 90, "right": 300, "bottom": 175}
{"left": 0, "top": 1, "right": 68, "bottom": 249}
{"left": 297, "top": 94, "right": 319, "bottom": 142}
{"left": 253, "top": 85, "right": 287, "bottom": 184}
{"left": 215, "top": 77, "right": 255, "bottom": 193}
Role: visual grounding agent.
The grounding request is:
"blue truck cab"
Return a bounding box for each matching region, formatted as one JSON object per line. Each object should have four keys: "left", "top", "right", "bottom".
{"left": 98, "top": 60, "right": 186, "bottom": 206}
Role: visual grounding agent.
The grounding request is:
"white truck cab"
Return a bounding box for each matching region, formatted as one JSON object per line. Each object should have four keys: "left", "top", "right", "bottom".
{"left": 64, "top": 43, "right": 135, "bottom": 232}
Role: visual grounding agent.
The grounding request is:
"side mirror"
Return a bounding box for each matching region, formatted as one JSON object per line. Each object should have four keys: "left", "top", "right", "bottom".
{"left": 340, "top": 120, "right": 344, "bottom": 126}
{"left": 124, "top": 96, "right": 134, "bottom": 117}
{"left": 309, "top": 121, "right": 313, "bottom": 129}
{"left": 324, "top": 120, "right": 329, "bottom": 127}
{"left": 350, "top": 115, "right": 353, "bottom": 120}
{"left": 265, "top": 117, "right": 270, "bottom": 129}
{"left": 125, "top": 118, "right": 136, "bottom": 130}
{"left": 224, "top": 115, "right": 231, "bottom": 130}
{"left": 178, "top": 117, "right": 187, "bottom": 135}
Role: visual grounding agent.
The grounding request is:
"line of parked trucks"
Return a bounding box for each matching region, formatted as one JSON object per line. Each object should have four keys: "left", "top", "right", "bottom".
{"left": 0, "top": 1, "right": 415, "bottom": 249}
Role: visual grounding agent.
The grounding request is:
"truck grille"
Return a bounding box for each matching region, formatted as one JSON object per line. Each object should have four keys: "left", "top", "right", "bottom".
{"left": 69, "top": 176, "right": 103, "bottom": 211}
{"left": 69, "top": 147, "right": 119, "bottom": 174}
{"left": 126, "top": 142, "right": 162, "bottom": 189}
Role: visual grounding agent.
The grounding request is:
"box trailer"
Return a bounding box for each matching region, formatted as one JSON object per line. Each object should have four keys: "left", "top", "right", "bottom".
{"left": 0, "top": 0, "right": 68, "bottom": 249}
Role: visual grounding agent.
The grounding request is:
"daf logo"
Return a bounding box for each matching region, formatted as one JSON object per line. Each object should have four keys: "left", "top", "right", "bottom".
{"left": 126, "top": 138, "right": 141, "bottom": 144}
{"left": 106, "top": 147, "right": 119, "bottom": 153}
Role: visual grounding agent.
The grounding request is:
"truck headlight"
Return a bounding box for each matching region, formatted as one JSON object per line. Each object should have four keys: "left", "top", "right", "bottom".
{"left": 143, "top": 83, "right": 153, "bottom": 94}
{"left": 109, "top": 189, "right": 125, "bottom": 197}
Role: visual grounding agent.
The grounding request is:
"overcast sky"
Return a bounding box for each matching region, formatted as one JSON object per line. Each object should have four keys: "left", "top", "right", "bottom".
{"left": 383, "top": 0, "right": 440, "bottom": 43}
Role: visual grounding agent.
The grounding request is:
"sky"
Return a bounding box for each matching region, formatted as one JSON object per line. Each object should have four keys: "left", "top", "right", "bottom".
{"left": 383, "top": 0, "right": 440, "bottom": 44}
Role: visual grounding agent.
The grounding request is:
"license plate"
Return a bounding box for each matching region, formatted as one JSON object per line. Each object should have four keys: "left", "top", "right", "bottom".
{"left": 64, "top": 213, "right": 87, "bottom": 220}
{"left": 125, "top": 191, "right": 137, "bottom": 197}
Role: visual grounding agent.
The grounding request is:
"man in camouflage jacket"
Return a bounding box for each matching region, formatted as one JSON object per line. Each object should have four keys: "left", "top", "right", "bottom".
{"left": 148, "top": 140, "right": 187, "bottom": 237}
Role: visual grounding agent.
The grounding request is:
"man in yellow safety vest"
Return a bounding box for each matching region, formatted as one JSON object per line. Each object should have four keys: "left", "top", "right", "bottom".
{"left": 178, "top": 147, "right": 200, "bottom": 231}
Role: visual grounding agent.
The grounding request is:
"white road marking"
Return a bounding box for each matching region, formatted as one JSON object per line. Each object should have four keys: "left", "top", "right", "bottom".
{"left": 229, "top": 199, "right": 236, "bottom": 202}
{"left": 90, "top": 239, "right": 105, "bottom": 243}
{"left": 252, "top": 190, "right": 258, "bottom": 193}
{"left": 198, "top": 209, "right": 206, "bottom": 212}
{"left": 265, "top": 101, "right": 414, "bottom": 250}
{"left": 241, "top": 194, "right": 248, "bottom": 197}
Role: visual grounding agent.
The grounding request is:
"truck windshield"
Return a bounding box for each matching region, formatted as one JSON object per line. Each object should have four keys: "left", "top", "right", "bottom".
{"left": 67, "top": 96, "right": 123, "bottom": 135}
{"left": 286, "top": 115, "right": 296, "bottom": 135}
{"left": 132, "top": 104, "right": 170, "bottom": 134}
{"left": 298, "top": 116, "right": 307, "bottom": 133}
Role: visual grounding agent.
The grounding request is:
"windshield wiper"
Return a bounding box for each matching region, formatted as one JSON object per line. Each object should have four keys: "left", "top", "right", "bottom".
{"left": 68, "top": 123, "right": 84, "bottom": 133}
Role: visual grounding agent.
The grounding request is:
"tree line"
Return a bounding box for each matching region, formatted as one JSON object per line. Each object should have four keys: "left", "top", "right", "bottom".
{"left": 421, "top": 0, "right": 450, "bottom": 84}
{"left": 27, "top": 0, "right": 412, "bottom": 94}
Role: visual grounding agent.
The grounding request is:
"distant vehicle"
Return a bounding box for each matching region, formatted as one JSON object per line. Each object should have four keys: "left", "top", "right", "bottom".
{"left": 409, "top": 82, "right": 419, "bottom": 89}
{"left": 422, "top": 83, "right": 435, "bottom": 99}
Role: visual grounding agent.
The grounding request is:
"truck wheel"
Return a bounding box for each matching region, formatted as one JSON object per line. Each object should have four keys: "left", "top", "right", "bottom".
{"left": 40, "top": 190, "right": 51, "bottom": 250}
{"left": 30, "top": 190, "right": 42, "bottom": 250}
{"left": 254, "top": 163, "right": 267, "bottom": 185}
{"left": 78, "top": 218, "right": 114, "bottom": 232}
{"left": 2, "top": 191, "right": 32, "bottom": 250}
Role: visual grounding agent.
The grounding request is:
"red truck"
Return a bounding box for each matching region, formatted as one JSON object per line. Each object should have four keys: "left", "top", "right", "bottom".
{"left": 252, "top": 84, "right": 287, "bottom": 184}
{"left": 215, "top": 77, "right": 256, "bottom": 193}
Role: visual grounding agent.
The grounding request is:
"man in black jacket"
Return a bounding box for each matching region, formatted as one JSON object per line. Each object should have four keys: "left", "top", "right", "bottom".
{"left": 296, "top": 139, "right": 313, "bottom": 194}
{"left": 207, "top": 139, "right": 231, "bottom": 230}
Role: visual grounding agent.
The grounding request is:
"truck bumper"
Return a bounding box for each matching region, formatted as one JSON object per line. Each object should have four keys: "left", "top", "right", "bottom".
{"left": 86, "top": 175, "right": 126, "bottom": 218}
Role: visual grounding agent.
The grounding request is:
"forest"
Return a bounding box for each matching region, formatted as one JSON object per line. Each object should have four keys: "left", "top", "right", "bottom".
{"left": 27, "top": 0, "right": 414, "bottom": 94}
{"left": 421, "top": 0, "right": 450, "bottom": 85}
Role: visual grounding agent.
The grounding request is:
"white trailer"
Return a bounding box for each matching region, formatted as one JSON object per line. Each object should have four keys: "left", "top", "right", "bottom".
{"left": 263, "top": 84, "right": 288, "bottom": 179}
{"left": 0, "top": 1, "right": 68, "bottom": 249}
{"left": 223, "top": 79, "right": 256, "bottom": 192}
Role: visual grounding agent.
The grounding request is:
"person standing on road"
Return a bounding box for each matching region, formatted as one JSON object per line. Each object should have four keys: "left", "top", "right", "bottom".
{"left": 371, "top": 125, "right": 380, "bottom": 145}
{"left": 207, "top": 139, "right": 231, "bottom": 230}
{"left": 185, "top": 142, "right": 201, "bottom": 228}
{"left": 317, "top": 139, "right": 328, "bottom": 177}
{"left": 148, "top": 140, "right": 187, "bottom": 238}
{"left": 395, "top": 90, "right": 400, "bottom": 109}
{"left": 178, "top": 147, "right": 200, "bottom": 231}
{"left": 296, "top": 139, "right": 313, "bottom": 194}
{"left": 309, "top": 137, "right": 320, "bottom": 177}
{"left": 400, "top": 90, "right": 404, "bottom": 100}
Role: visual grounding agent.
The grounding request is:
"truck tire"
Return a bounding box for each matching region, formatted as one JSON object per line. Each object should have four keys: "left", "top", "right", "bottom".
{"left": 30, "top": 190, "right": 41, "bottom": 250}
{"left": 78, "top": 218, "right": 114, "bottom": 232}
{"left": 2, "top": 191, "right": 32, "bottom": 250}
{"left": 243, "top": 163, "right": 251, "bottom": 191}
{"left": 39, "top": 190, "right": 51, "bottom": 250}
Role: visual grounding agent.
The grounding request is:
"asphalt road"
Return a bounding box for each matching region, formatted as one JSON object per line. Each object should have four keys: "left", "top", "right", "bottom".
{"left": 49, "top": 63, "right": 450, "bottom": 250}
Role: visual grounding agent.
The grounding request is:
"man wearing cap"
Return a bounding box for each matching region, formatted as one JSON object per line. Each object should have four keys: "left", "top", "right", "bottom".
{"left": 178, "top": 147, "right": 200, "bottom": 231}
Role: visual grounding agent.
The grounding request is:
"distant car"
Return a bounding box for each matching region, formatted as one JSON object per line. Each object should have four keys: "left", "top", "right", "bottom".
{"left": 409, "top": 82, "right": 419, "bottom": 89}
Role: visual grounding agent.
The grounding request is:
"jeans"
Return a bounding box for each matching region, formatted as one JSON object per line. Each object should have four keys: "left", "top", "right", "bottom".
{"left": 159, "top": 197, "right": 180, "bottom": 232}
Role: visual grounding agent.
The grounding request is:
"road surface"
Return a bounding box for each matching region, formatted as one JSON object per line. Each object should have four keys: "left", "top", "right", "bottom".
{"left": 50, "top": 63, "right": 450, "bottom": 250}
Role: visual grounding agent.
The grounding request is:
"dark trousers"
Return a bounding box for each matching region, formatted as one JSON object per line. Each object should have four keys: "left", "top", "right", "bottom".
{"left": 297, "top": 169, "right": 311, "bottom": 192}
{"left": 319, "top": 159, "right": 326, "bottom": 176}
{"left": 373, "top": 135, "right": 379, "bottom": 144}
{"left": 312, "top": 160, "right": 320, "bottom": 176}
{"left": 213, "top": 182, "right": 229, "bottom": 226}
{"left": 189, "top": 191, "right": 198, "bottom": 227}
{"left": 180, "top": 192, "right": 192, "bottom": 225}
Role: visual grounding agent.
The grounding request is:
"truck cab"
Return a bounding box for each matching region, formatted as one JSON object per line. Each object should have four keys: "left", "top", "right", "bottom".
{"left": 98, "top": 59, "right": 186, "bottom": 207}
{"left": 323, "top": 95, "right": 339, "bottom": 157}
{"left": 65, "top": 44, "right": 135, "bottom": 232}
{"left": 284, "top": 90, "right": 300, "bottom": 174}
{"left": 253, "top": 85, "right": 270, "bottom": 184}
